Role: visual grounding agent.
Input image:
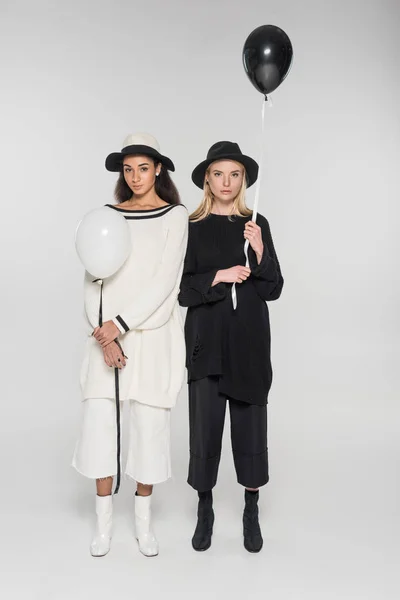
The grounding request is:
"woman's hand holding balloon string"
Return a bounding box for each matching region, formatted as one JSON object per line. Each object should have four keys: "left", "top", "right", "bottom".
{"left": 213, "top": 265, "right": 251, "bottom": 286}
{"left": 94, "top": 320, "right": 121, "bottom": 348}
{"left": 93, "top": 322, "right": 128, "bottom": 367}
{"left": 244, "top": 221, "right": 264, "bottom": 264}
{"left": 103, "top": 341, "right": 126, "bottom": 369}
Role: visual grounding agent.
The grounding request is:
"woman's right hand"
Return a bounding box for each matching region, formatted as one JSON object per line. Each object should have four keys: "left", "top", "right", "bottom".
{"left": 212, "top": 265, "right": 251, "bottom": 286}
{"left": 103, "top": 341, "right": 127, "bottom": 369}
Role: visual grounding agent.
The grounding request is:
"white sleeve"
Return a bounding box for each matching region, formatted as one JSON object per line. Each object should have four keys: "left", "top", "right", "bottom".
{"left": 112, "top": 205, "right": 188, "bottom": 332}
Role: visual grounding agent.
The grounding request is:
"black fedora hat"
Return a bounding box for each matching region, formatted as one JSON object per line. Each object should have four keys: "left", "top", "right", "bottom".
{"left": 191, "top": 141, "right": 258, "bottom": 189}
{"left": 105, "top": 133, "right": 175, "bottom": 172}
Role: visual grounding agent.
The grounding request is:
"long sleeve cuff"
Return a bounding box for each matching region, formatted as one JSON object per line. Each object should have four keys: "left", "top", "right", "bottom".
{"left": 188, "top": 269, "right": 229, "bottom": 301}
{"left": 178, "top": 269, "right": 229, "bottom": 307}
{"left": 248, "top": 243, "right": 274, "bottom": 278}
{"left": 113, "top": 315, "right": 129, "bottom": 334}
{"left": 203, "top": 281, "right": 228, "bottom": 302}
{"left": 189, "top": 269, "right": 219, "bottom": 293}
{"left": 187, "top": 269, "right": 218, "bottom": 294}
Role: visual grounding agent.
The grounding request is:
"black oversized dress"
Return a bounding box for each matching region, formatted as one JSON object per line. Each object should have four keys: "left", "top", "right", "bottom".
{"left": 178, "top": 213, "right": 283, "bottom": 406}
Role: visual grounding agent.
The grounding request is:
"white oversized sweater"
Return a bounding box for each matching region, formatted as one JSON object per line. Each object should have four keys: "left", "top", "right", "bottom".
{"left": 80, "top": 203, "right": 189, "bottom": 408}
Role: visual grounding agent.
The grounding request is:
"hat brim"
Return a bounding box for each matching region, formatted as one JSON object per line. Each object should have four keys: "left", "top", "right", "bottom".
{"left": 105, "top": 144, "right": 175, "bottom": 172}
{"left": 191, "top": 154, "right": 259, "bottom": 189}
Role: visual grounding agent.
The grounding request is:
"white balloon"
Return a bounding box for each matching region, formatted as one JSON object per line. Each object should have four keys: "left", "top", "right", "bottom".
{"left": 75, "top": 207, "right": 131, "bottom": 279}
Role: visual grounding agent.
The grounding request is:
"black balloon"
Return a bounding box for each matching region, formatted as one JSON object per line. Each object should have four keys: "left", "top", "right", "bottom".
{"left": 243, "top": 25, "right": 293, "bottom": 97}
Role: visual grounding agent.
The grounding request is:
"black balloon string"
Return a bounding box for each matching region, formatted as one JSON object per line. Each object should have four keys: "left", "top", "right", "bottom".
{"left": 93, "top": 278, "right": 122, "bottom": 495}
{"left": 113, "top": 365, "right": 121, "bottom": 495}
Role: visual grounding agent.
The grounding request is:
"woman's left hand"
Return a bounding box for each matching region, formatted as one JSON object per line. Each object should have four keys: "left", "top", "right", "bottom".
{"left": 244, "top": 221, "right": 264, "bottom": 257}
{"left": 93, "top": 320, "right": 121, "bottom": 348}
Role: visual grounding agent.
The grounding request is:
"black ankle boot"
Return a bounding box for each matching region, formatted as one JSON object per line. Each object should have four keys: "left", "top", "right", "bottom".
{"left": 192, "top": 490, "right": 214, "bottom": 551}
{"left": 243, "top": 489, "right": 263, "bottom": 553}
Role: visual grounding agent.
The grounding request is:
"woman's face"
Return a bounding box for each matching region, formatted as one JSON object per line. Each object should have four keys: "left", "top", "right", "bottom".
{"left": 123, "top": 155, "right": 160, "bottom": 196}
{"left": 206, "top": 160, "right": 244, "bottom": 204}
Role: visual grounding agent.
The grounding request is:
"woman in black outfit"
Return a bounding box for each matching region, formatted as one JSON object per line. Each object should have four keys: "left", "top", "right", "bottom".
{"left": 178, "top": 141, "right": 283, "bottom": 553}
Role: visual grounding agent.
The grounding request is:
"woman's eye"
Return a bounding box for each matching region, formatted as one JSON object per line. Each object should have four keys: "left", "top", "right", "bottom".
{"left": 232, "top": 173, "right": 239, "bottom": 177}
{"left": 141, "top": 167, "right": 148, "bottom": 172}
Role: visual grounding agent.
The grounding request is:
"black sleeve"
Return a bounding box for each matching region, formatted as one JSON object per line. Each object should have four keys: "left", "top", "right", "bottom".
{"left": 178, "top": 226, "right": 229, "bottom": 308}
{"left": 248, "top": 215, "right": 284, "bottom": 302}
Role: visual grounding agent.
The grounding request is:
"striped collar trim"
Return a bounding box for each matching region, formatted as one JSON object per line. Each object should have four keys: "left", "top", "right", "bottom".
{"left": 106, "top": 203, "right": 171, "bottom": 214}
{"left": 105, "top": 203, "right": 179, "bottom": 219}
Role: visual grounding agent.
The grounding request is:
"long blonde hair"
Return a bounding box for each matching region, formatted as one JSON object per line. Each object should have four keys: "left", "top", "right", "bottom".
{"left": 190, "top": 166, "right": 252, "bottom": 222}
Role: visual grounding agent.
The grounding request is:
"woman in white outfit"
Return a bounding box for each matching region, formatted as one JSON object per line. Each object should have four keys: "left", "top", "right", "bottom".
{"left": 73, "top": 133, "right": 188, "bottom": 557}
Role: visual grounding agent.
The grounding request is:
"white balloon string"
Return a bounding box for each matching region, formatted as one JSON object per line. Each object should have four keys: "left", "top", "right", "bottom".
{"left": 231, "top": 95, "right": 268, "bottom": 310}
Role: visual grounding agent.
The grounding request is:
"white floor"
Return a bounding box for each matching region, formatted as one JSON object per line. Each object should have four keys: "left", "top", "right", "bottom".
{"left": 2, "top": 392, "right": 398, "bottom": 600}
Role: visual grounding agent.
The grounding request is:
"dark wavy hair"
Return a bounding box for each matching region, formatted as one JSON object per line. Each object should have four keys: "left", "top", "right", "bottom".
{"left": 114, "top": 159, "right": 180, "bottom": 205}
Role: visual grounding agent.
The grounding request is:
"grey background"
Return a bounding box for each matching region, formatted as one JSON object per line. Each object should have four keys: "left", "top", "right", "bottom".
{"left": 0, "top": 0, "right": 398, "bottom": 598}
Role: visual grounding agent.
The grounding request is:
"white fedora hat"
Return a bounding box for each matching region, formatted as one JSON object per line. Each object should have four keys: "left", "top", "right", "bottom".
{"left": 105, "top": 133, "right": 175, "bottom": 172}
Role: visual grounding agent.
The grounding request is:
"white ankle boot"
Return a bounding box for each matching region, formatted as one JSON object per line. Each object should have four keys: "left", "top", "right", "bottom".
{"left": 90, "top": 494, "right": 113, "bottom": 557}
{"left": 134, "top": 494, "right": 159, "bottom": 557}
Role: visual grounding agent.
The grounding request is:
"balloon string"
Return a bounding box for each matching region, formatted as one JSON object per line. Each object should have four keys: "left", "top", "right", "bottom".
{"left": 231, "top": 95, "right": 268, "bottom": 310}
{"left": 92, "top": 277, "right": 121, "bottom": 495}
{"left": 250, "top": 95, "right": 267, "bottom": 223}
{"left": 266, "top": 95, "right": 273, "bottom": 108}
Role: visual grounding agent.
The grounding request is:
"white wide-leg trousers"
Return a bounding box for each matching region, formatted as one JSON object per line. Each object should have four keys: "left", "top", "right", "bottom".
{"left": 72, "top": 398, "right": 171, "bottom": 484}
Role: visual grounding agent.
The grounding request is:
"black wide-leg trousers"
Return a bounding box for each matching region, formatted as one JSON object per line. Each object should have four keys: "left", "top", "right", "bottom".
{"left": 188, "top": 376, "right": 269, "bottom": 492}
